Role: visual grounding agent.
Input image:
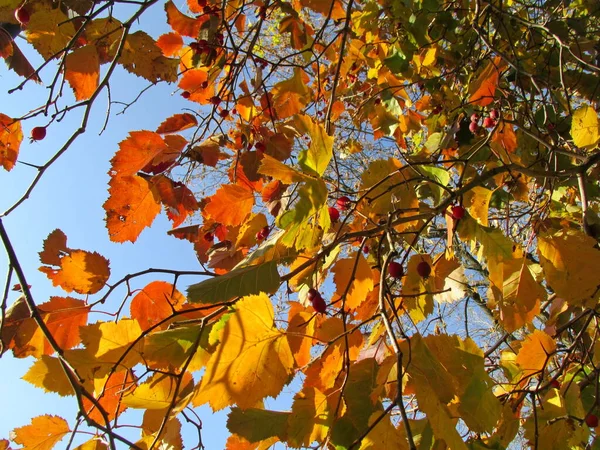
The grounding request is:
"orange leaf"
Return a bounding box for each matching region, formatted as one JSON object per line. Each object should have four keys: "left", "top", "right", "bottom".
{"left": 515, "top": 330, "right": 556, "bottom": 377}
{"left": 287, "top": 302, "right": 316, "bottom": 367}
{"left": 10, "top": 415, "right": 70, "bottom": 450}
{"left": 178, "top": 69, "right": 214, "bottom": 105}
{"left": 204, "top": 184, "right": 254, "bottom": 227}
{"left": 491, "top": 120, "right": 518, "bottom": 154}
{"left": 332, "top": 254, "right": 375, "bottom": 310}
{"left": 130, "top": 281, "right": 186, "bottom": 331}
{"left": 110, "top": 131, "right": 170, "bottom": 177}
{"left": 156, "top": 32, "right": 183, "bottom": 57}
{"left": 82, "top": 370, "right": 136, "bottom": 422}
{"left": 468, "top": 56, "right": 507, "bottom": 107}
{"left": 65, "top": 45, "right": 100, "bottom": 101}
{"left": 39, "top": 229, "right": 110, "bottom": 295}
{"left": 153, "top": 175, "right": 199, "bottom": 227}
{"left": 0, "top": 113, "right": 22, "bottom": 171}
{"left": 165, "top": 0, "right": 207, "bottom": 37}
{"left": 104, "top": 175, "right": 162, "bottom": 243}
{"left": 1, "top": 296, "right": 89, "bottom": 357}
{"left": 156, "top": 113, "right": 198, "bottom": 134}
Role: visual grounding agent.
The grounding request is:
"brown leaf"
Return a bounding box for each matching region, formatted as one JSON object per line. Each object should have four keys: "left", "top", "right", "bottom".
{"left": 152, "top": 175, "right": 199, "bottom": 228}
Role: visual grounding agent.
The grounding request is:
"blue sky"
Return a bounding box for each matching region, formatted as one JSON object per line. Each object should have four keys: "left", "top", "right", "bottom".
{"left": 0, "top": 2, "right": 239, "bottom": 447}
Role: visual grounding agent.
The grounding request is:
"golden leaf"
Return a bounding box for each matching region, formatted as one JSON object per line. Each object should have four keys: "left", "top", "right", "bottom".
{"left": 10, "top": 415, "right": 70, "bottom": 450}
{"left": 65, "top": 45, "right": 100, "bottom": 100}
{"left": 0, "top": 113, "right": 22, "bottom": 171}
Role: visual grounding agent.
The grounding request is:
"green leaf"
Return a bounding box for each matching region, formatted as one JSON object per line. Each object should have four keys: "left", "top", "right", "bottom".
{"left": 295, "top": 115, "right": 333, "bottom": 176}
{"left": 187, "top": 260, "right": 280, "bottom": 304}
{"left": 227, "top": 407, "right": 290, "bottom": 443}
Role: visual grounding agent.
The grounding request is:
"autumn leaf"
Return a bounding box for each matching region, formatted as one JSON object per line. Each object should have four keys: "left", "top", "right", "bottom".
{"left": 468, "top": 56, "right": 507, "bottom": 106}
{"left": 193, "top": 294, "right": 295, "bottom": 410}
{"left": 156, "top": 113, "right": 198, "bottom": 134}
{"left": 537, "top": 229, "right": 600, "bottom": 304}
{"left": 227, "top": 408, "right": 289, "bottom": 443}
{"left": 165, "top": 0, "right": 207, "bottom": 38}
{"left": 23, "top": 355, "right": 74, "bottom": 396}
{"left": 332, "top": 253, "right": 374, "bottom": 310}
{"left": 117, "top": 31, "right": 178, "bottom": 83}
{"left": 25, "top": 6, "right": 75, "bottom": 59}
{"left": 271, "top": 69, "right": 311, "bottom": 119}
{"left": 104, "top": 175, "right": 162, "bottom": 243}
{"left": 515, "top": 330, "right": 556, "bottom": 377}
{"left": 156, "top": 32, "right": 183, "bottom": 57}
{"left": 39, "top": 229, "right": 110, "bottom": 294}
{"left": 204, "top": 184, "right": 255, "bottom": 227}
{"left": 0, "top": 113, "right": 22, "bottom": 171}
{"left": 10, "top": 415, "right": 70, "bottom": 450}
{"left": 130, "top": 281, "right": 186, "bottom": 331}
{"left": 294, "top": 114, "right": 333, "bottom": 176}
{"left": 65, "top": 45, "right": 100, "bottom": 100}
{"left": 286, "top": 387, "right": 331, "bottom": 447}
{"left": 152, "top": 176, "right": 199, "bottom": 228}
{"left": 571, "top": 105, "right": 600, "bottom": 149}
{"left": 123, "top": 372, "right": 194, "bottom": 411}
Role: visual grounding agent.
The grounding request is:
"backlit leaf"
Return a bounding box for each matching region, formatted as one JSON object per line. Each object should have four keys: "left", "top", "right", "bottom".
{"left": 39, "top": 229, "right": 110, "bottom": 294}
{"left": 468, "top": 56, "right": 507, "bottom": 106}
{"left": 10, "top": 415, "right": 70, "bottom": 450}
{"left": 65, "top": 45, "right": 100, "bottom": 101}
{"left": 26, "top": 7, "right": 75, "bottom": 59}
{"left": 104, "top": 175, "right": 162, "bottom": 243}
{"left": 118, "top": 31, "right": 178, "bottom": 83}
{"left": 358, "top": 412, "right": 408, "bottom": 450}
{"left": 156, "top": 113, "right": 198, "bottom": 134}
{"left": 187, "top": 260, "right": 280, "bottom": 304}
{"left": 271, "top": 69, "right": 311, "bottom": 119}
{"left": 193, "top": 293, "right": 295, "bottom": 410}
{"left": 571, "top": 105, "right": 600, "bottom": 149}
{"left": 80, "top": 319, "right": 143, "bottom": 367}
{"left": 156, "top": 32, "right": 183, "bottom": 57}
{"left": 23, "top": 355, "right": 74, "bottom": 396}
{"left": 515, "top": 330, "right": 556, "bottom": 376}
{"left": 537, "top": 229, "right": 600, "bottom": 304}
{"left": 123, "top": 372, "right": 193, "bottom": 411}
{"left": 287, "top": 387, "right": 331, "bottom": 447}
{"left": 130, "top": 281, "right": 186, "bottom": 331}
{"left": 204, "top": 184, "right": 254, "bottom": 227}
{"left": 332, "top": 253, "right": 374, "bottom": 310}
{"left": 294, "top": 115, "right": 333, "bottom": 176}
{"left": 0, "top": 113, "right": 22, "bottom": 171}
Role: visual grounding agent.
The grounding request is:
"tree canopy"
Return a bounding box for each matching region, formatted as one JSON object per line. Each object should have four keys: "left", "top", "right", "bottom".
{"left": 1, "top": 0, "right": 600, "bottom": 448}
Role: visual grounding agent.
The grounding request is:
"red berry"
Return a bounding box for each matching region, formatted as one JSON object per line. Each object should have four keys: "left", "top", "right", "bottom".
{"left": 470, "top": 113, "right": 479, "bottom": 123}
{"left": 451, "top": 205, "right": 466, "bottom": 220}
{"left": 483, "top": 117, "right": 496, "bottom": 128}
{"left": 219, "top": 109, "right": 229, "bottom": 118}
{"left": 258, "top": 6, "right": 267, "bottom": 19}
{"left": 256, "top": 226, "right": 270, "bottom": 241}
{"left": 181, "top": 91, "right": 191, "bottom": 99}
{"left": 209, "top": 96, "right": 221, "bottom": 105}
{"left": 363, "top": 245, "right": 370, "bottom": 254}
{"left": 311, "top": 293, "right": 327, "bottom": 314}
{"left": 328, "top": 206, "right": 340, "bottom": 222}
{"left": 31, "top": 126, "right": 46, "bottom": 141}
{"left": 203, "top": 231, "right": 214, "bottom": 242}
{"left": 374, "top": 98, "right": 381, "bottom": 105}
{"left": 549, "top": 379, "right": 560, "bottom": 389}
{"left": 203, "top": 5, "right": 213, "bottom": 14}
{"left": 200, "top": 81, "right": 209, "bottom": 89}
{"left": 231, "top": 108, "right": 237, "bottom": 115}
{"left": 15, "top": 7, "right": 30, "bottom": 26}
{"left": 197, "top": 0, "right": 207, "bottom": 6}
{"left": 489, "top": 109, "right": 499, "bottom": 120}
{"left": 586, "top": 414, "right": 599, "bottom": 428}
{"left": 416, "top": 261, "right": 431, "bottom": 278}
{"left": 469, "top": 121, "right": 479, "bottom": 133}
{"left": 431, "top": 105, "right": 442, "bottom": 114}
{"left": 307, "top": 288, "right": 319, "bottom": 301}
{"left": 388, "top": 261, "right": 404, "bottom": 279}
{"left": 255, "top": 142, "right": 266, "bottom": 152}
{"left": 336, "top": 196, "right": 351, "bottom": 210}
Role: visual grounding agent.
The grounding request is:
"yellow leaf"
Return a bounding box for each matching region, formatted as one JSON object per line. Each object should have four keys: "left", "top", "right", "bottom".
{"left": 204, "top": 184, "right": 255, "bottom": 227}
{"left": 258, "top": 154, "right": 310, "bottom": 184}
{"left": 23, "top": 355, "right": 74, "bottom": 396}
{"left": 332, "top": 253, "right": 374, "bottom": 310}
{"left": 0, "top": 113, "right": 22, "bottom": 171}
{"left": 464, "top": 186, "right": 492, "bottom": 226}
{"left": 193, "top": 294, "right": 295, "bottom": 411}
{"left": 401, "top": 254, "right": 435, "bottom": 323}
{"left": 65, "top": 45, "right": 100, "bottom": 101}
{"left": 515, "top": 330, "right": 556, "bottom": 376}
{"left": 118, "top": 31, "right": 178, "bottom": 83}
{"left": 10, "top": 415, "right": 70, "bottom": 450}
{"left": 26, "top": 7, "right": 75, "bottom": 59}
{"left": 271, "top": 69, "right": 311, "bottom": 119}
{"left": 294, "top": 115, "right": 333, "bottom": 176}
{"left": 287, "top": 387, "right": 331, "bottom": 447}
{"left": 123, "top": 372, "right": 193, "bottom": 410}
{"left": 80, "top": 319, "right": 143, "bottom": 366}
{"left": 73, "top": 438, "right": 108, "bottom": 450}
{"left": 571, "top": 105, "right": 600, "bottom": 149}
{"left": 537, "top": 229, "right": 600, "bottom": 304}
{"left": 358, "top": 412, "right": 408, "bottom": 450}
{"left": 488, "top": 252, "right": 544, "bottom": 333}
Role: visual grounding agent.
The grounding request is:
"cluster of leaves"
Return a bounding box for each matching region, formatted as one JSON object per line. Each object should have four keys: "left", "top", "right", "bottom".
{"left": 1, "top": 0, "right": 600, "bottom": 449}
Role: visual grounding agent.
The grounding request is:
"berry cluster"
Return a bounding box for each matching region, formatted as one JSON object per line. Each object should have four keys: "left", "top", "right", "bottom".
{"left": 469, "top": 109, "right": 499, "bottom": 134}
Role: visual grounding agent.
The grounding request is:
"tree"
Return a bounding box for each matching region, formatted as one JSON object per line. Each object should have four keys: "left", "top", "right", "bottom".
{"left": 1, "top": 0, "right": 600, "bottom": 448}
